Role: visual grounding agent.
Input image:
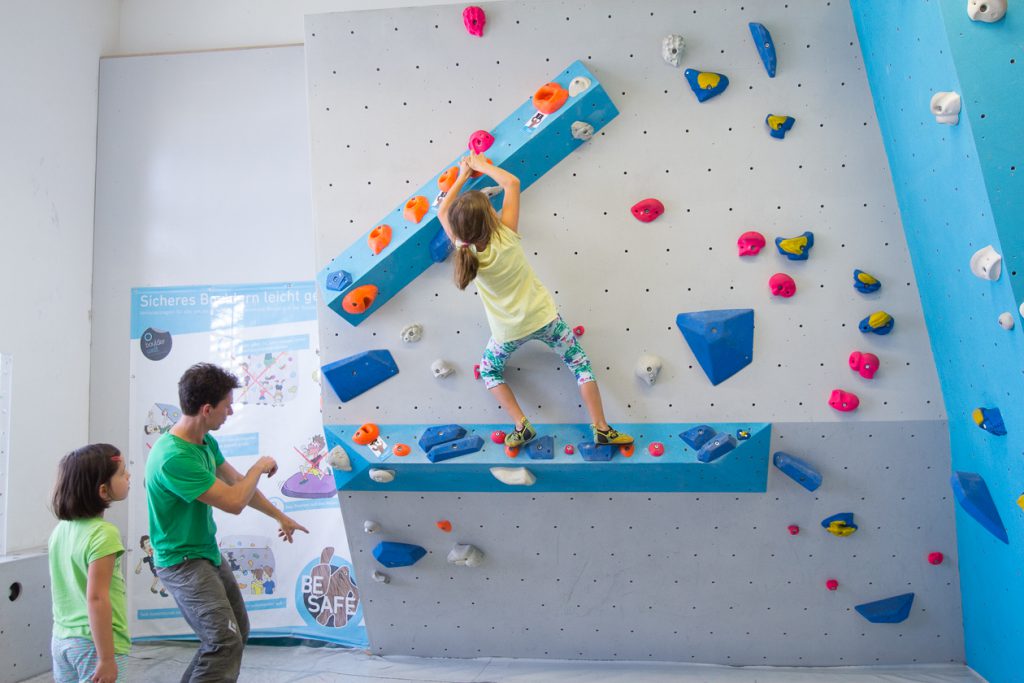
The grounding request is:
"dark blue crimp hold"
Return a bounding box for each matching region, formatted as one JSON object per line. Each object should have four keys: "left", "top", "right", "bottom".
{"left": 748, "top": 22, "right": 777, "bottom": 78}
{"left": 577, "top": 442, "right": 617, "bottom": 462}
{"left": 680, "top": 425, "right": 715, "bottom": 450}
{"left": 697, "top": 432, "right": 737, "bottom": 463}
{"left": 429, "top": 226, "right": 454, "bottom": 263}
{"left": 524, "top": 435, "right": 555, "bottom": 460}
{"left": 427, "top": 435, "right": 484, "bottom": 463}
{"left": 373, "top": 541, "right": 427, "bottom": 568}
{"left": 326, "top": 269, "right": 353, "bottom": 292}
{"left": 322, "top": 350, "right": 399, "bottom": 402}
{"left": 418, "top": 424, "right": 466, "bottom": 452}
{"left": 855, "top": 593, "right": 915, "bottom": 624}
{"left": 773, "top": 451, "right": 822, "bottom": 492}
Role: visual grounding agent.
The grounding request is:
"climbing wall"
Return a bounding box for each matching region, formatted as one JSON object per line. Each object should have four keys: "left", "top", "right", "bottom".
{"left": 306, "top": 0, "right": 963, "bottom": 664}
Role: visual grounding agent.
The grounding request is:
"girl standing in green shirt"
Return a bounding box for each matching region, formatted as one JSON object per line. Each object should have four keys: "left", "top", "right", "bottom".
{"left": 48, "top": 443, "right": 132, "bottom": 683}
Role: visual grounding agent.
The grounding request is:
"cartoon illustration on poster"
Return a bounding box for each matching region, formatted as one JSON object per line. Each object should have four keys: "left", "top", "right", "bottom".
{"left": 296, "top": 547, "right": 362, "bottom": 631}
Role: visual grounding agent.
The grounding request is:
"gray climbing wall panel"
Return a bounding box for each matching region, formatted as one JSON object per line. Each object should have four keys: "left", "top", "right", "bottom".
{"left": 306, "top": 0, "right": 962, "bottom": 665}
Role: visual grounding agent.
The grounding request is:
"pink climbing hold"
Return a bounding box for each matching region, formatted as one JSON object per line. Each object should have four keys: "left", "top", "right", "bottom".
{"left": 648, "top": 442, "right": 665, "bottom": 457}
{"left": 769, "top": 273, "right": 796, "bottom": 298}
{"left": 826, "top": 579, "right": 839, "bottom": 591}
{"left": 468, "top": 129, "right": 494, "bottom": 154}
{"left": 737, "top": 231, "right": 766, "bottom": 256}
{"left": 828, "top": 389, "right": 860, "bottom": 412}
{"left": 573, "top": 325, "right": 585, "bottom": 336}
{"left": 928, "top": 552, "right": 944, "bottom": 565}
{"left": 564, "top": 444, "right": 575, "bottom": 455}
{"left": 849, "top": 351, "right": 880, "bottom": 379}
{"left": 491, "top": 430, "right": 506, "bottom": 444}
{"left": 787, "top": 525, "right": 800, "bottom": 535}
{"left": 463, "top": 6, "right": 486, "bottom": 37}
{"left": 631, "top": 198, "right": 665, "bottom": 223}
{"left": 473, "top": 364, "right": 481, "bottom": 380}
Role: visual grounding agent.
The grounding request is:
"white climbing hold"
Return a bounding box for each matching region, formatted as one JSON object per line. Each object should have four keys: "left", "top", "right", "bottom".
{"left": 568, "top": 76, "right": 591, "bottom": 97}
{"left": 327, "top": 445, "right": 351, "bottom": 472}
{"left": 372, "top": 570, "right": 390, "bottom": 583}
{"left": 998, "top": 312, "right": 1015, "bottom": 330}
{"left": 635, "top": 353, "right": 663, "bottom": 386}
{"left": 431, "top": 359, "right": 455, "bottom": 379}
{"left": 571, "top": 121, "right": 594, "bottom": 141}
{"left": 447, "top": 543, "right": 485, "bottom": 567}
{"left": 363, "top": 520, "right": 380, "bottom": 534}
{"left": 662, "top": 34, "right": 686, "bottom": 67}
{"left": 970, "top": 245, "right": 1002, "bottom": 281}
{"left": 480, "top": 185, "right": 503, "bottom": 198}
{"left": 401, "top": 323, "right": 423, "bottom": 343}
{"left": 369, "top": 468, "right": 395, "bottom": 483}
{"left": 930, "top": 92, "right": 961, "bottom": 125}
{"left": 490, "top": 466, "right": 536, "bottom": 486}
{"left": 968, "top": 0, "right": 1006, "bottom": 22}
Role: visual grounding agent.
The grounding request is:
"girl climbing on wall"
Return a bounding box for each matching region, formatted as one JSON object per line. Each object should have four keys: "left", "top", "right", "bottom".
{"left": 48, "top": 444, "right": 132, "bottom": 683}
{"left": 439, "top": 151, "right": 633, "bottom": 449}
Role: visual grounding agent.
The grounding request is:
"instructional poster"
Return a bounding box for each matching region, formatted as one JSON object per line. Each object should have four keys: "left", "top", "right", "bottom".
{"left": 127, "top": 282, "right": 366, "bottom": 646}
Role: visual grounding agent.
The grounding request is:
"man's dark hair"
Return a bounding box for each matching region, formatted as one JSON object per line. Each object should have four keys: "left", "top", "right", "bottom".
{"left": 178, "top": 363, "right": 240, "bottom": 415}
{"left": 51, "top": 443, "right": 122, "bottom": 520}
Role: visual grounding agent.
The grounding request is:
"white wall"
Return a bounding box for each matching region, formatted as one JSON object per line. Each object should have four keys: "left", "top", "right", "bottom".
{"left": 0, "top": 0, "right": 119, "bottom": 552}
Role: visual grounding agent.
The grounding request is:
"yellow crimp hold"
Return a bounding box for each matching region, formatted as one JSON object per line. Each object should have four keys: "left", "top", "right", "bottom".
{"left": 868, "top": 311, "right": 892, "bottom": 328}
{"left": 972, "top": 408, "right": 985, "bottom": 426}
{"left": 767, "top": 115, "right": 789, "bottom": 130}
{"left": 826, "top": 521, "right": 857, "bottom": 537}
{"left": 778, "top": 235, "right": 809, "bottom": 255}
{"left": 697, "top": 72, "right": 721, "bottom": 89}
{"left": 856, "top": 271, "right": 879, "bottom": 286}
{"left": 1018, "top": 494, "right": 1024, "bottom": 513}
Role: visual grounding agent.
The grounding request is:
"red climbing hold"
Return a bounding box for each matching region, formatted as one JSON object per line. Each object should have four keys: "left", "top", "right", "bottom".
{"left": 928, "top": 552, "right": 944, "bottom": 565}
{"left": 463, "top": 6, "right": 486, "bottom": 37}
{"left": 828, "top": 389, "right": 860, "bottom": 412}
{"left": 573, "top": 325, "right": 585, "bottom": 336}
{"left": 468, "top": 130, "right": 494, "bottom": 154}
{"left": 491, "top": 430, "right": 506, "bottom": 444}
{"left": 631, "top": 198, "right": 665, "bottom": 223}
{"left": 564, "top": 444, "right": 575, "bottom": 455}
{"left": 826, "top": 579, "right": 839, "bottom": 591}
{"left": 648, "top": 442, "right": 665, "bottom": 457}
{"left": 437, "top": 520, "right": 453, "bottom": 532}
{"left": 788, "top": 525, "right": 800, "bottom": 535}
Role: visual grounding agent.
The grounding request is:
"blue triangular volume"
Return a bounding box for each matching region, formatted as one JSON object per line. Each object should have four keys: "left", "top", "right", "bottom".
{"left": 950, "top": 471, "right": 1009, "bottom": 544}
{"left": 855, "top": 593, "right": 914, "bottom": 624}
{"left": 524, "top": 435, "right": 555, "bottom": 460}
{"left": 680, "top": 425, "right": 714, "bottom": 450}
{"left": 427, "top": 435, "right": 484, "bottom": 463}
{"left": 697, "top": 433, "right": 737, "bottom": 463}
{"left": 684, "top": 69, "right": 730, "bottom": 102}
{"left": 322, "top": 350, "right": 399, "bottom": 402}
{"left": 675, "top": 310, "right": 754, "bottom": 385}
{"left": 418, "top": 424, "right": 467, "bottom": 452}
{"left": 577, "top": 442, "right": 617, "bottom": 461}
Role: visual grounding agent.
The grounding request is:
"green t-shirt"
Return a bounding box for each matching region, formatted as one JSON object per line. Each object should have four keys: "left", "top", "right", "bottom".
{"left": 48, "top": 518, "right": 130, "bottom": 654}
{"left": 145, "top": 432, "right": 225, "bottom": 567}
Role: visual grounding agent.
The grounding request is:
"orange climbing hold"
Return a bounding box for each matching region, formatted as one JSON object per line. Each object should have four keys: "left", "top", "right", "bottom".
{"left": 342, "top": 284, "right": 378, "bottom": 314}
{"left": 438, "top": 166, "right": 459, "bottom": 192}
{"left": 352, "top": 423, "right": 379, "bottom": 446}
{"left": 533, "top": 82, "right": 569, "bottom": 114}
{"left": 368, "top": 224, "right": 392, "bottom": 255}
{"left": 393, "top": 443, "right": 411, "bottom": 457}
{"left": 404, "top": 195, "right": 429, "bottom": 223}
{"left": 436, "top": 520, "right": 453, "bottom": 533}
{"left": 505, "top": 445, "right": 519, "bottom": 458}
{"left": 619, "top": 443, "right": 635, "bottom": 457}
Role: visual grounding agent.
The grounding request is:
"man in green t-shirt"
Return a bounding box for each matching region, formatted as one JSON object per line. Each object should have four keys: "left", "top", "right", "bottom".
{"left": 146, "top": 363, "right": 308, "bottom": 682}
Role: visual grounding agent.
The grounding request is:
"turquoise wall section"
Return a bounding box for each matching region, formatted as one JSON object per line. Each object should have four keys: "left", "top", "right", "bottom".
{"left": 850, "top": 1, "right": 1024, "bottom": 681}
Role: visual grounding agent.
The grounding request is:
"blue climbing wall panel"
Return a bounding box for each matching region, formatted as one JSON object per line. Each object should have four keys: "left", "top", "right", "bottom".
{"left": 851, "top": 1, "right": 1024, "bottom": 681}
{"left": 316, "top": 60, "right": 619, "bottom": 326}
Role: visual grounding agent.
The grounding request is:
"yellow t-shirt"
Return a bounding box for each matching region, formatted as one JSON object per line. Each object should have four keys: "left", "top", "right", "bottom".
{"left": 474, "top": 224, "right": 557, "bottom": 342}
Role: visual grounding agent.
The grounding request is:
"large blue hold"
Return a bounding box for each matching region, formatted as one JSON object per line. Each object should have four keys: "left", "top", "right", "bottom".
{"left": 855, "top": 593, "right": 915, "bottom": 624}
{"left": 697, "top": 433, "right": 737, "bottom": 463}
{"left": 418, "top": 424, "right": 466, "bottom": 452}
{"left": 524, "top": 435, "right": 555, "bottom": 460}
{"left": 577, "top": 442, "right": 617, "bottom": 462}
{"left": 680, "top": 424, "right": 714, "bottom": 450}
{"left": 748, "top": 22, "right": 777, "bottom": 77}
{"left": 429, "top": 226, "right": 453, "bottom": 263}
{"left": 684, "top": 69, "right": 729, "bottom": 102}
{"left": 322, "top": 350, "right": 399, "bottom": 402}
{"left": 950, "top": 471, "right": 1008, "bottom": 544}
{"left": 773, "top": 451, "right": 822, "bottom": 492}
{"left": 373, "top": 541, "right": 427, "bottom": 568}
{"left": 427, "top": 435, "right": 484, "bottom": 463}
{"left": 676, "top": 310, "right": 755, "bottom": 386}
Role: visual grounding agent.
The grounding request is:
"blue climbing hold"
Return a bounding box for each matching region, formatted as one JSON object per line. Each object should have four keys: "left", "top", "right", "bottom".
{"left": 524, "top": 435, "right": 555, "bottom": 460}
{"left": 577, "top": 442, "right": 617, "bottom": 462}
{"left": 676, "top": 310, "right": 755, "bottom": 386}
{"left": 951, "top": 471, "right": 1008, "bottom": 543}
{"left": 322, "top": 350, "right": 399, "bottom": 402}
{"left": 373, "top": 541, "right": 427, "bottom": 568}
{"left": 748, "top": 22, "right": 777, "bottom": 77}
{"left": 418, "top": 424, "right": 467, "bottom": 452}
{"left": 427, "top": 435, "right": 484, "bottom": 463}
{"left": 429, "top": 226, "right": 454, "bottom": 263}
{"left": 680, "top": 425, "right": 715, "bottom": 450}
{"left": 697, "top": 433, "right": 737, "bottom": 463}
{"left": 765, "top": 115, "right": 795, "bottom": 139}
{"left": 972, "top": 407, "right": 1007, "bottom": 436}
{"left": 736, "top": 428, "right": 751, "bottom": 440}
{"left": 855, "top": 593, "right": 915, "bottom": 624}
{"left": 775, "top": 231, "right": 814, "bottom": 260}
{"left": 859, "top": 311, "right": 895, "bottom": 335}
{"left": 326, "top": 269, "right": 353, "bottom": 292}
{"left": 684, "top": 69, "right": 729, "bottom": 102}
{"left": 853, "top": 269, "right": 881, "bottom": 294}
{"left": 821, "top": 512, "right": 858, "bottom": 536}
{"left": 773, "top": 451, "right": 822, "bottom": 492}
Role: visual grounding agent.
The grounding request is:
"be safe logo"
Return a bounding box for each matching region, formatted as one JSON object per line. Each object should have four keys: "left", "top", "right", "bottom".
{"left": 294, "top": 547, "right": 361, "bottom": 630}
{"left": 140, "top": 327, "right": 172, "bottom": 361}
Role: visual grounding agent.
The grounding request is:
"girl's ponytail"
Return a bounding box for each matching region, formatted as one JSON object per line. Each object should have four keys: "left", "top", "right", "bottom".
{"left": 454, "top": 245, "right": 479, "bottom": 290}
{"left": 447, "top": 190, "right": 500, "bottom": 290}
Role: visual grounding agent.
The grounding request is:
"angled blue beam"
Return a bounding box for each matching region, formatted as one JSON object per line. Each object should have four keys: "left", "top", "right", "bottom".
{"left": 317, "top": 60, "right": 619, "bottom": 326}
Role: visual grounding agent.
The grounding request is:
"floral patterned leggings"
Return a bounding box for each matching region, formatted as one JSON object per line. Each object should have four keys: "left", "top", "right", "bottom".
{"left": 479, "top": 315, "right": 596, "bottom": 389}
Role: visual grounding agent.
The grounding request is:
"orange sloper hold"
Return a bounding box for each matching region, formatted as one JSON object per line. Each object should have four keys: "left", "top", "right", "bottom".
{"left": 393, "top": 443, "right": 411, "bottom": 457}
{"left": 342, "top": 284, "right": 378, "bottom": 314}
{"left": 368, "top": 224, "right": 392, "bottom": 255}
{"left": 436, "top": 520, "right": 453, "bottom": 533}
{"left": 438, "top": 166, "right": 459, "bottom": 192}
{"left": 352, "top": 423, "right": 379, "bottom": 446}
{"left": 404, "top": 195, "right": 429, "bottom": 223}
{"left": 533, "top": 82, "right": 569, "bottom": 114}
{"left": 619, "top": 443, "right": 635, "bottom": 457}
